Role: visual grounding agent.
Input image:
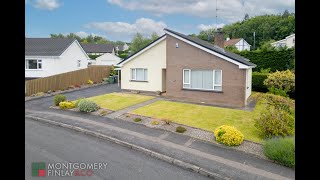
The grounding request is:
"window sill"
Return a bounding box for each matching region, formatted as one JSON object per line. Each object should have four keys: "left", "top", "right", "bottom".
{"left": 182, "top": 88, "right": 223, "bottom": 93}
{"left": 130, "top": 80, "right": 148, "bottom": 82}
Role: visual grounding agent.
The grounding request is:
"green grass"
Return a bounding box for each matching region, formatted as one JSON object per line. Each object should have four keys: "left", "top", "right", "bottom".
{"left": 263, "top": 137, "right": 295, "bottom": 168}
{"left": 131, "top": 98, "right": 266, "bottom": 143}
{"left": 85, "top": 93, "right": 154, "bottom": 111}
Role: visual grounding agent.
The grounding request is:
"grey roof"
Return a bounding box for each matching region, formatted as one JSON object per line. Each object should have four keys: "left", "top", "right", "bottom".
{"left": 81, "top": 43, "right": 114, "bottom": 53}
{"left": 116, "top": 45, "right": 124, "bottom": 51}
{"left": 25, "top": 38, "right": 75, "bottom": 56}
{"left": 164, "top": 28, "right": 256, "bottom": 67}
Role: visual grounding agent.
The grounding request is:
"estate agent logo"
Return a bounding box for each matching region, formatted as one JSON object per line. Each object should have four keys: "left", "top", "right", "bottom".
{"left": 32, "top": 162, "right": 46, "bottom": 177}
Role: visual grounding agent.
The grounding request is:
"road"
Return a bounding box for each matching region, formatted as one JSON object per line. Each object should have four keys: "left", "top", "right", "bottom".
{"left": 25, "top": 118, "right": 212, "bottom": 180}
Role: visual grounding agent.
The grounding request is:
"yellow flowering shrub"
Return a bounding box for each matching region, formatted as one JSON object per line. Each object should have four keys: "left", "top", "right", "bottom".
{"left": 214, "top": 125, "right": 244, "bottom": 146}
{"left": 59, "top": 101, "right": 75, "bottom": 109}
{"left": 87, "top": 79, "right": 94, "bottom": 85}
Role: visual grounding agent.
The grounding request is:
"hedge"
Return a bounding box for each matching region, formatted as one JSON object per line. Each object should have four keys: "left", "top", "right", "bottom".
{"left": 88, "top": 54, "right": 102, "bottom": 59}
{"left": 237, "top": 48, "right": 294, "bottom": 72}
{"left": 252, "top": 72, "right": 268, "bottom": 92}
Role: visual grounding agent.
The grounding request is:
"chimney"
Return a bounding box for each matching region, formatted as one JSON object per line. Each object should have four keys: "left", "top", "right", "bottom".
{"left": 214, "top": 28, "right": 225, "bottom": 48}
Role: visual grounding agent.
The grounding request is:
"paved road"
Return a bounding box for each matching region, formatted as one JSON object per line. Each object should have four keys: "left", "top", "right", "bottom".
{"left": 25, "top": 118, "right": 212, "bottom": 180}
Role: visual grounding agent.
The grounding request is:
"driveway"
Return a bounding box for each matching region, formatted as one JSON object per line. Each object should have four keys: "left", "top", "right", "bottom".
{"left": 25, "top": 83, "right": 121, "bottom": 111}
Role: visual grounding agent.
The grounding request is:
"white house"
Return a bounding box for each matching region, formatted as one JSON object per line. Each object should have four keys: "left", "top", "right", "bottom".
{"left": 116, "top": 43, "right": 130, "bottom": 51}
{"left": 224, "top": 38, "right": 251, "bottom": 51}
{"left": 271, "top": 34, "right": 295, "bottom": 48}
{"left": 95, "top": 53, "right": 122, "bottom": 66}
{"left": 25, "top": 38, "right": 89, "bottom": 80}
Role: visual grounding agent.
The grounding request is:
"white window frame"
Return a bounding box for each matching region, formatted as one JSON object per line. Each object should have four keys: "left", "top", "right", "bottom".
{"left": 131, "top": 68, "right": 148, "bottom": 81}
{"left": 25, "top": 59, "right": 42, "bottom": 70}
{"left": 182, "top": 69, "right": 222, "bottom": 91}
{"left": 77, "top": 60, "right": 81, "bottom": 67}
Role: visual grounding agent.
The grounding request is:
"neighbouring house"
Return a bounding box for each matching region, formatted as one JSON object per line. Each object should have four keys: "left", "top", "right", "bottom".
{"left": 25, "top": 38, "right": 89, "bottom": 80}
{"left": 117, "top": 28, "right": 256, "bottom": 107}
{"left": 81, "top": 43, "right": 115, "bottom": 55}
{"left": 95, "top": 53, "right": 122, "bottom": 66}
{"left": 271, "top": 34, "right": 295, "bottom": 48}
{"left": 116, "top": 43, "right": 130, "bottom": 52}
{"left": 224, "top": 38, "right": 251, "bottom": 51}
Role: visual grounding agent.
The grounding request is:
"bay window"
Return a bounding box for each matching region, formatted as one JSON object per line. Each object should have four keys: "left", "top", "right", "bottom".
{"left": 183, "top": 69, "right": 222, "bottom": 91}
{"left": 131, "top": 68, "right": 148, "bottom": 81}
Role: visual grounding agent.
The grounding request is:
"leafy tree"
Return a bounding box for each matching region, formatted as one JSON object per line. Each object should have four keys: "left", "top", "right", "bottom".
{"left": 50, "top": 33, "right": 65, "bottom": 38}
{"left": 66, "top": 33, "right": 81, "bottom": 42}
{"left": 129, "top": 33, "right": 159, "bottom": 53}
{"left": 259, "top": 40, "right": 276, "bottom": 51}
{"left": 244, "top": 13, "right": 250, "bottom": 21}
{"left": 225, "top": 45, "right": 239, "bottom": 53}
{"left": 197, "top": 29, "right": 215, "bottom": 42}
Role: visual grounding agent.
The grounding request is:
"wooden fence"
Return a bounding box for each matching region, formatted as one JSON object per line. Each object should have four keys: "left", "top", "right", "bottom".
{"left": 26, "top": 65, "right": 111, "bottom": 96}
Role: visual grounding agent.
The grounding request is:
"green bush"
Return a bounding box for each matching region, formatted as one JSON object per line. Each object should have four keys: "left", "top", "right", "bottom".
{"left": 151, "top": 121, "right": 159, "bottom": 125}
{"left": 88, "top": 54, "right": 101, "bottom": 59}
{"left": 214, "top": 125, "right": 244, "bottom": 146}
{"left": 77, "top": 99, "right": 99, "bottom": 112}
{"left": 59, "top": 101, "right": 75, "bottom": 109}
{"left": 264, "top": 70, "right": 295, "bottom": 93}
{"left": 176, "top": 126, "right": 187, "bottom": 133}
{"left": 255, "top": 94, "right": 295, "bottom": 138}
{"left": 134, "top": 118, "right": 142, "bottom": 122}
{"left": 54, "top": 94, "right": 66, "bottom": 106}
{"left": 75, "top": 98, "right": 85, "bottom": 108}
{"left": 263, "top": 137, "right": 295, "bottom": 168}
{"left": 252, "top": 72, "right": 269, "bottom": 92}
{"left": 118, "top": 53, "right": 128, "bottom": 59}
{"left": 267, "top": 87, "right": 289, "bottom": 97}
{"left": 237, "top": 48, "right": 295, "bottom": 72}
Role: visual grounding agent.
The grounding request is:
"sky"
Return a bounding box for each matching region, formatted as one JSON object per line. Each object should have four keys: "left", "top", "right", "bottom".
{"left": 25, "top": 0, "right": 295, "bottom": 42}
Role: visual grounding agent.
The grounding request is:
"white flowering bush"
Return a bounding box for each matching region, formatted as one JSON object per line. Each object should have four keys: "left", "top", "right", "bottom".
{"left": 77, "top": 99, "right": 99, "bottom": 113}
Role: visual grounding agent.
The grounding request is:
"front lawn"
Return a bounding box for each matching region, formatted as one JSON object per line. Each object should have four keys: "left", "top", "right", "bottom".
{"left": 131, "top": 98, "right": 266, "bottom": 143}
{"left": 86, "top": 93, "right": 154, "bottom": 111}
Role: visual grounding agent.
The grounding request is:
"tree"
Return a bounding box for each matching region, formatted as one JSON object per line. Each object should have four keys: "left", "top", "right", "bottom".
{"left": 282, "top": 10, "right": 290, "bottom": 18}
{"left": 197, "top": 29, "right": 215, "bottom": 42}
{"left": 259, "top": 40, "right": 276, "bottom": 51}
{"left": 222, "top": 13, "right": 295, "bottom": 49}
{"left": 50, "top": 33, "right": 65, "bottom": 38}
{"left": 66, "top": 33, "right": 81, "bottom": 41}
{"left": 225, "top": 45, "right": 239, "bottom": 53}
{"left": 129, "top": 32, "right": 159, "bottom": 53}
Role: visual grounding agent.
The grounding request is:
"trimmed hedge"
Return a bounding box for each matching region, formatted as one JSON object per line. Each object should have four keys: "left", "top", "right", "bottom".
{"left": 252, "top": 72, "right": 269, "bottom": 92}
{"left": 237, "top": 48, "right": 294, "bottom": 72}
{"left": 88, "top": 54, "right": 102, "bottom": 59}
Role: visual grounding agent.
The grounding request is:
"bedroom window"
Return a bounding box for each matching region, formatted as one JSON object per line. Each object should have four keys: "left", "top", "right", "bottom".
{"left": 131, "top": 68, "right": 148, "bottom": 81}
{"left": 183, "top": 69, "right": 222, "bottom": 91}
{"left": 25, "top": 59, "right": 42, "bottom": 69}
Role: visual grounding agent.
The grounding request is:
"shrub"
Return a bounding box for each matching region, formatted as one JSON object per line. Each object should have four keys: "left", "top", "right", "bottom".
{"left": 151, "top": 121, "right": 159, "bottom": 125}
{"left": 176, "top": 126, "right": 186, "bottom": 133}
{"left": 134, "top": 118, "right": 142, "bottom": 122}
{"left": 74, "top": 98, "right": 85, "bottom": 108}
{"left": 214, "top": 125, "right": 244, "bottom": 146}
{"left": 59, "top": 101, "right": 75, "bottom": 109}
{"left": 78, "top": 99, "right": 99, "bottom": 112}
{"left": 255, "top": 104, "right": 294, "bottom": 138}
{"left": 252, "top": 72, "right": 269, "bottom": 92}
{"left": 54, "top": 94, "right": 66, "bottom": 106}
{"left": 263, "top": 137, "right": 295, "bottom": 167}
{"left": 264, "top": 70, "right": 295, "bottom": 93}
{"left": 87, "top": 80, "right": 94, "bottom": 85}
{"left": 237, "top": 48, "right": 295, "bottom": 72}
{"left": 267, "top": 87, "right": 289, "bottom": 97}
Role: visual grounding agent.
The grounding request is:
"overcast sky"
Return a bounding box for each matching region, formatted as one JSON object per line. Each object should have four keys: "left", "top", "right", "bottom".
{"left": 26, "top": 0, "right": 295, "bottom": 41}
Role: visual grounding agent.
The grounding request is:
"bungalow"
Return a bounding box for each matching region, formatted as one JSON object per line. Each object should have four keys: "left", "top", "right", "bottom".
{"left": 25, "top": 38, "right": 89, "bottom": 80}
{"left": 224, "top": 38, "right": 251, "bottom": 51}
{"left": 117, "top": 28, "right": 256, "bottom": 107}
{"left": 81, "top": 43, "right": 115, "bottom": 55}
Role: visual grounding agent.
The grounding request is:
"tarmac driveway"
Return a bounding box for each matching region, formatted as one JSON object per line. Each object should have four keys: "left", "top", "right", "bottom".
{"left": 25, "top": 83, "right": 121, "bottom": 111}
